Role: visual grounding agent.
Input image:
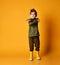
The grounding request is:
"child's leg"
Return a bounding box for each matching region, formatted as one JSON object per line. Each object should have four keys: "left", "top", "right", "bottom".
{"left": 28, "top": 37, "right": 34, "bottom": 61}
{"left": 34, "top": 36, "right": 41, "bottom": 60}
{"left": 35, "top": 36, "right": 40, "bottom": 51}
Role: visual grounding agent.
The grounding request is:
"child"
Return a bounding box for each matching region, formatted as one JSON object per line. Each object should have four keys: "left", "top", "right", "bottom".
{"left": 26, "top": 9, "right": 40, "bottom": 61}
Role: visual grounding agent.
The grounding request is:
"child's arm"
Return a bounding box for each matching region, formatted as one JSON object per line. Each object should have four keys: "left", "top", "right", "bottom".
{"left": 25, "top": 19, "right": 30, "bottom": 22}
{"left": 37, "top": 18, "right": 40, "bottom": 22}
{"left": 29, "top": 18, "right": 40, "bottom": 25}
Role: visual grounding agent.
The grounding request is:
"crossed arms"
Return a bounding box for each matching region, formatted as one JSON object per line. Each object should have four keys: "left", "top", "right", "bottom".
{"left": 25, "top": 18, "right": 40, "bottom": 25}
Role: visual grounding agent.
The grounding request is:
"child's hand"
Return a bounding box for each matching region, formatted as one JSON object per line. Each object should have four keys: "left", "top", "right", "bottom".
{"left": 37, "top": 18, "right": 40, "bottom": 22}
{"left": 25, "top": 19, "right": 30, "bottom": 22}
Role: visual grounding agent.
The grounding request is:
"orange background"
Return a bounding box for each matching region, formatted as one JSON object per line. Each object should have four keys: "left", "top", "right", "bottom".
{"left": 0, "top": 0, "right": 60, "bottom": 58}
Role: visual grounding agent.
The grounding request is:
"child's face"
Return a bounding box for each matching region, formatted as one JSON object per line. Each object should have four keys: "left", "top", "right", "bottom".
{"left": 30, "top": 12, "right": 36, "bottom": 19}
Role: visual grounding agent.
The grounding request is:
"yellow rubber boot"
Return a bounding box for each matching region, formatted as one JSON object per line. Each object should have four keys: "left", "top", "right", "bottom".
{"left": 36, "top": 51, "right": 41, "bottom": 60}
{"left": 28, "top": 51, "right": 33, "bottom": 61}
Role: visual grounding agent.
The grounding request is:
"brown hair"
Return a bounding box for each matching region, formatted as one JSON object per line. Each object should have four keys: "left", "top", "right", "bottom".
{"left": 30, "top": 9, "right": 37, "bottom": 17}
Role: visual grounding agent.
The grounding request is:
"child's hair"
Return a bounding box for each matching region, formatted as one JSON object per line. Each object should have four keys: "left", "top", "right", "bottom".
{"left": 30, "top": 8, "right": 37, "bottom": 17}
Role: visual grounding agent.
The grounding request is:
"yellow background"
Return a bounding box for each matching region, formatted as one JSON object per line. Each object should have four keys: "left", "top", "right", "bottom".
{"left": 0, "top": 0, "right": 60, "bottom": 58}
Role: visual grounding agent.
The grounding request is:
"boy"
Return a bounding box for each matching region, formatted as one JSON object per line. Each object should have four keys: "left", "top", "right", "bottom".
{"left": 26, "top": 9, "right": 40, "bottom": 61}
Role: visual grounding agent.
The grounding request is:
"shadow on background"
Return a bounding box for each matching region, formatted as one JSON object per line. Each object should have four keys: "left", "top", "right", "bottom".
{"left": 41, "top": 15, "right": 56, "bottom": 56}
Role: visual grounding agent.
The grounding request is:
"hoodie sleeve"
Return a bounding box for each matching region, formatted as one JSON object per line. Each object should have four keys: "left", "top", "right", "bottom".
{"left": 28, "top": 18, "right": 39, "bottom": 25}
